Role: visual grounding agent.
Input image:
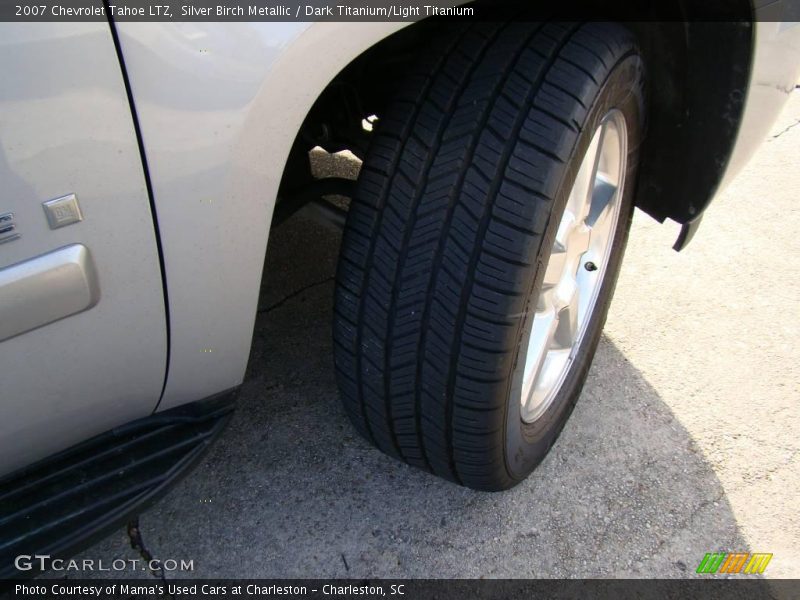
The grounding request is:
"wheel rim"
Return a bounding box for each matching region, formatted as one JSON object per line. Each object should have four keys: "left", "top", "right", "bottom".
{"left": 520, "top": 110, "right": 627, "bottom": 424}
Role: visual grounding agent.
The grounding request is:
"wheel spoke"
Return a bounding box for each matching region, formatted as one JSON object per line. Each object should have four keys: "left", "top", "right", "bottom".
{"left": 543, "top": 242, "right": 567, "bottom": 288}
{"left": 553, "top": 207, "right": 576, "bottom": 251}
{"left": 567, "top": 123, "right": 605, "bottom": 221}
{"left": 571, "top": 223, "right": 591, "bottom": 257}
{"left": 552, "top": 278, "right": 579, "bottom": 350}
{"left": 532, "top": 348, "right": 570, "bottom": 405}
{"left": 522, "top": 309, "right": 558, "bottom": 404}
{"left": 585, "top": 178, "right": 617, "bottom": 230}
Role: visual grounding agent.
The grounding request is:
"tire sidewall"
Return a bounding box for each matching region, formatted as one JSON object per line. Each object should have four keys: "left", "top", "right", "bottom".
{"left": 504, "top": 53, "right": 646, "bottom": 482}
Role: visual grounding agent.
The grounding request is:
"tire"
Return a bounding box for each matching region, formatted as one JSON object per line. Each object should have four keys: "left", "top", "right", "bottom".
{"left": 333, "top": 22, "right": 645, "bottom": 491}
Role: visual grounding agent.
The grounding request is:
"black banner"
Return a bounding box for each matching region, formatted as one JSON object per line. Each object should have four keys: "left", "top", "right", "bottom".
{"left": 3, "top": 579, "right": 800, "bottom": 600}
{"left": 1, "top": 0, "right": 799, "bottom": 22}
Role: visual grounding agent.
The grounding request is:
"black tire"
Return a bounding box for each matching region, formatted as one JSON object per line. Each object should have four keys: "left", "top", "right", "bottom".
{"left": 333, "top": 22, "right": 645, "bottom": 491}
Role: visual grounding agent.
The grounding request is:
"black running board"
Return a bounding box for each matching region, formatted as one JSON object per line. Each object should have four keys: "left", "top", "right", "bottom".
{"left": 0, "top": 390, "right": 236, "bottom": 579}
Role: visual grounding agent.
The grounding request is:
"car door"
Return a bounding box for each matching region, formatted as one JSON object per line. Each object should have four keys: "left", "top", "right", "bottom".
{"left": 0, "top": 23, "right": 167, "bottom": 476}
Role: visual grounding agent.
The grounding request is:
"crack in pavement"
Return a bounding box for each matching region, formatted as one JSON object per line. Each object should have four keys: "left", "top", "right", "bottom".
{"left": 256, "top": 276, "right": 335, "bottom": 315}
{"left": 770, "top": 119, "right": 800, "bottom": 140}
{"left": 127, "top": 517, "right": 172, "bottom": 591}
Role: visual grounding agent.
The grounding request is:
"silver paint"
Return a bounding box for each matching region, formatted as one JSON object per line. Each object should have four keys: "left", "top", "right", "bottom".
{"left": 0, "top": 24, "right": 167, "bottom": 475}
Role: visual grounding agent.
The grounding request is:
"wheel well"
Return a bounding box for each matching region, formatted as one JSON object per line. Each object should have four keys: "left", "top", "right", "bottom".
{"left": 630, "top": 17, "right": 754, "bottom": 223}
{"left": 277, "top": 4, "right": 755, "bottom": 227}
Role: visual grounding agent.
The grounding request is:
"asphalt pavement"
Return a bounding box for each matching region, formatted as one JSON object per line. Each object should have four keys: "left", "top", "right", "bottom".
{"left": 69, "top": 91, "right": 800, "bottom": 580}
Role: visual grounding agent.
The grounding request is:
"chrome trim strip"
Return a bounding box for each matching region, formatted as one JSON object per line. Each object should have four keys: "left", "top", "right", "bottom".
{"left": 0, "top": 213, "right": 19, "bottom": 244}
{"left": 0, "top": 234, "right": 21, "bottom": 245}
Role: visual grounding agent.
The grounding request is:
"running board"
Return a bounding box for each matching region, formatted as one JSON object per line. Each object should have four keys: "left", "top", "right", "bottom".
{"left": 0, "top": 391, "right": 236, "bottom": 579}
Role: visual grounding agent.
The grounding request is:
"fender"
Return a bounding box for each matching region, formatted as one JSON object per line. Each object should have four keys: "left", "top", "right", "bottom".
{"left": 114, "top": 22, "right": 409, "bottom": 410}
